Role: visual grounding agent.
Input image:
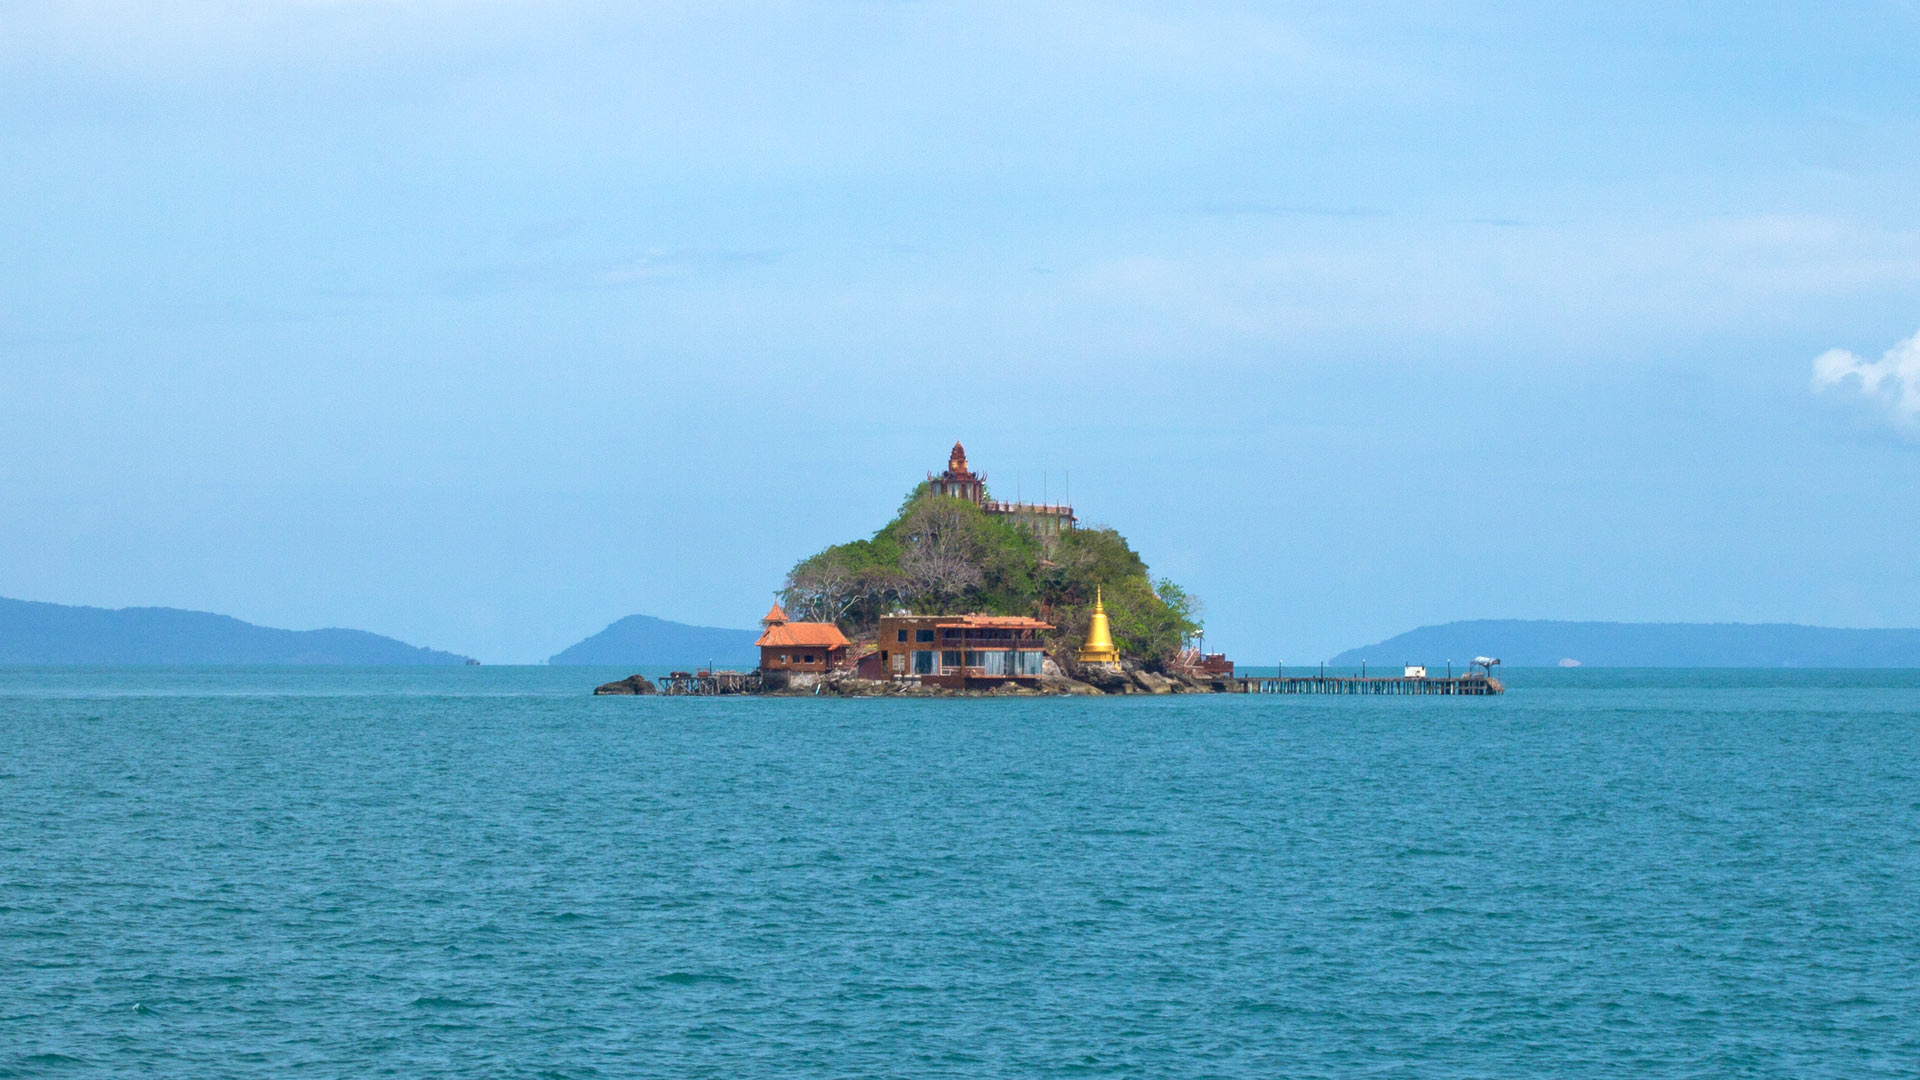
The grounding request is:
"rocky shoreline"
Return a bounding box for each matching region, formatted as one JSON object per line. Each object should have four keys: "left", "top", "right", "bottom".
{"left": 594, "top": 663, "right": 1231, "bottom": 697}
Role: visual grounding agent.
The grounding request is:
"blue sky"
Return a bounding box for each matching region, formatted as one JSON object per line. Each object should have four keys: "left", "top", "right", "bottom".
{"left": 4, "top": 1, "right": 1919, "bottom": 663}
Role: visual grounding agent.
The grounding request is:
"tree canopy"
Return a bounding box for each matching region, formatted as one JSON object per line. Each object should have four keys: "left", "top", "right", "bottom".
{"left": 779, "top": 486, "right": 1200, "bottom": 666}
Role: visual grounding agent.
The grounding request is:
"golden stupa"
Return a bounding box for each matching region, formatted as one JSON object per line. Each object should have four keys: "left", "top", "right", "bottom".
{"left": 1076, "top": 586, "right": 1121, "bottom": 665}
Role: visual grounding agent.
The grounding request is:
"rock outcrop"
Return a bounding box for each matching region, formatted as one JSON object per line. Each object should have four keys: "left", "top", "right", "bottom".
{"left": 593, "top": 674, "right": 657, "bottom": 695}
{"left": 1129, "top": 669, "right": 1176, "bottom": 695}
{"left": 1035, "top": 674, "right": 1104, "bottom": 696}
{"left": 1076, "top": 662, "right": 1132, "bottom": 694}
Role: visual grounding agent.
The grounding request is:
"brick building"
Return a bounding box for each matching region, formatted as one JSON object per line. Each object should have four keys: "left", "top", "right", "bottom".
{"left": 875, "top": 612, "right": 1053, "bottom": 688}
{"left": 754, "top": 604, "right": 851, "bottom": 673}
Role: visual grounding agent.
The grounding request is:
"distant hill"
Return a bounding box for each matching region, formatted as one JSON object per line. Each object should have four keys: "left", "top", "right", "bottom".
{"left": 1328, "top": 620, "right": 1920, "bottom": 668}
{"left": 0, "top": 597, "right": 473, "bottom": 665}
{"left": 548, "top": 614, "right": 759, "bottom": 667}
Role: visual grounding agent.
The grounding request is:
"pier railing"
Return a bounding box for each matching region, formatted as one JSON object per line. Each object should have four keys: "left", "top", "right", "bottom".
{"left": 1230, "top": 674, "right": 1503, "bottom": 696}
{"left": 657, "top": 670, "right": 763, "bottom": 696}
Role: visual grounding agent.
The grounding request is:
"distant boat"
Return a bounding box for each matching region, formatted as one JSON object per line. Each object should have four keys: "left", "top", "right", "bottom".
{"left": 466, "top": 658, "right": 481, "bottom": 666}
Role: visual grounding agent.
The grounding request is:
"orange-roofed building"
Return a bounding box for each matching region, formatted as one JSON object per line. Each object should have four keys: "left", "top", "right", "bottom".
{"left": 875, "top": 612, "right": 1054, "bottom": 687}
{"left": 755, "top": 604, "right": 852, "bottom": 673}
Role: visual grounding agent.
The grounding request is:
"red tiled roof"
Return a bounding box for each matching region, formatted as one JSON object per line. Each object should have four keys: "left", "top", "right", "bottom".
{"left": 761, "top": 603, "right": 789, "bottom": 625}
{"left": 755, "top": 622, "right": 851, "bottom": 648}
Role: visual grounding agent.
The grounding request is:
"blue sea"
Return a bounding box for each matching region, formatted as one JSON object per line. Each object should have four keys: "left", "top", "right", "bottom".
{"left": 3, "top": 667, "right": 1917, "bottom": 1078}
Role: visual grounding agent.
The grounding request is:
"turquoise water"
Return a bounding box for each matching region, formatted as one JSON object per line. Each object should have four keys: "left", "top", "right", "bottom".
{"left": 4, "top": 667, "right": 1917, "bottom": 1077}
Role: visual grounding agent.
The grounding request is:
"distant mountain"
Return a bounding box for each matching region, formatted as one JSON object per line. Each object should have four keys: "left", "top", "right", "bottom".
{"left": 549, "top": 614, "right": 759, "bottom": 667}
{"left": 0, "top": 597, "right": 473, "bottom": 665}
{"left": 1328, "top": 620, "right": 1920, "bottom": 668}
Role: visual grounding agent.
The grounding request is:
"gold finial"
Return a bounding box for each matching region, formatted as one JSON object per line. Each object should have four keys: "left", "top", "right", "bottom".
{"left": 1077, "top": 585, "right": 1120, "bottom": 665}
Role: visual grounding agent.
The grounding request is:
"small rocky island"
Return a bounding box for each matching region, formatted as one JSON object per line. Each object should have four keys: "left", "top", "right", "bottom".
{"left": 596, "top": 443, "right": 1231, "bottom": 697}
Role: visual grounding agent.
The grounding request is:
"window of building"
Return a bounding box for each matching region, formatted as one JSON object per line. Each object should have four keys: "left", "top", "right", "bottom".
{"left": 896, "top": 630, "right": 907, "bottom": 642}
{"left": 915, "top": 629, "right": 935, "bottom": 643}
{"left": 942, "top": 651, "right": 961, "bottom": 669}
{"left": 913, "top": 650, "right": 935, "bottom": 674}
{"left": 981, "top": 650, "right": 1008, "bottom": 675}
{"left": 963, "top": 651, "right": 982, "bottom": 668}
{"left": 1015, "top": 650, "right": 1045, "bottom": 675}
{"left": 803, "top": 654, "right": 815, "bottom": 664}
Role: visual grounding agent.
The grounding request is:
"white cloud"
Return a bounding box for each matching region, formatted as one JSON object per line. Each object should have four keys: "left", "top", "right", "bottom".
{"left": 1812, "top": 330, "right": 1920, "bottom": 430}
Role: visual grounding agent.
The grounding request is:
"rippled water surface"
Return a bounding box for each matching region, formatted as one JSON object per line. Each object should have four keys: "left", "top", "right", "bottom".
{"left": 4, "top": 666, "right": 1918, "bottom": 1077}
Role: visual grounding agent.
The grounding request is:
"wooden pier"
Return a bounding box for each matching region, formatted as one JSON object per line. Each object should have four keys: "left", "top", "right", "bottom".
{"left": 1230, "top": 674, "right": 1503, "bottom": 696}
{"left": 656, "top": 670, "right": 762, "bottom": 696}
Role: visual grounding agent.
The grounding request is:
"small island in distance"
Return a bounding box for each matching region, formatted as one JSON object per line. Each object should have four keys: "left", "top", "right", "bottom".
{"left": 0, "top": 596, "right": 473, "bottom": 665}
{"left": 548, "top": 614, "right": 758, "bottom": 668}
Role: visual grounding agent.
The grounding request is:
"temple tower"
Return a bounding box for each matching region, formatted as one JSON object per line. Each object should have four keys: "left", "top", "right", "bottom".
{"left": 930, "top": 441, "right": 986, "bottom": 503}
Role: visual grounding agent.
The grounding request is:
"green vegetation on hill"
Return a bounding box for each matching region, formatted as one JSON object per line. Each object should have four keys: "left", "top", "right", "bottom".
{"left": 780, "top": 486, "right": 1199, "bottom": 665}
